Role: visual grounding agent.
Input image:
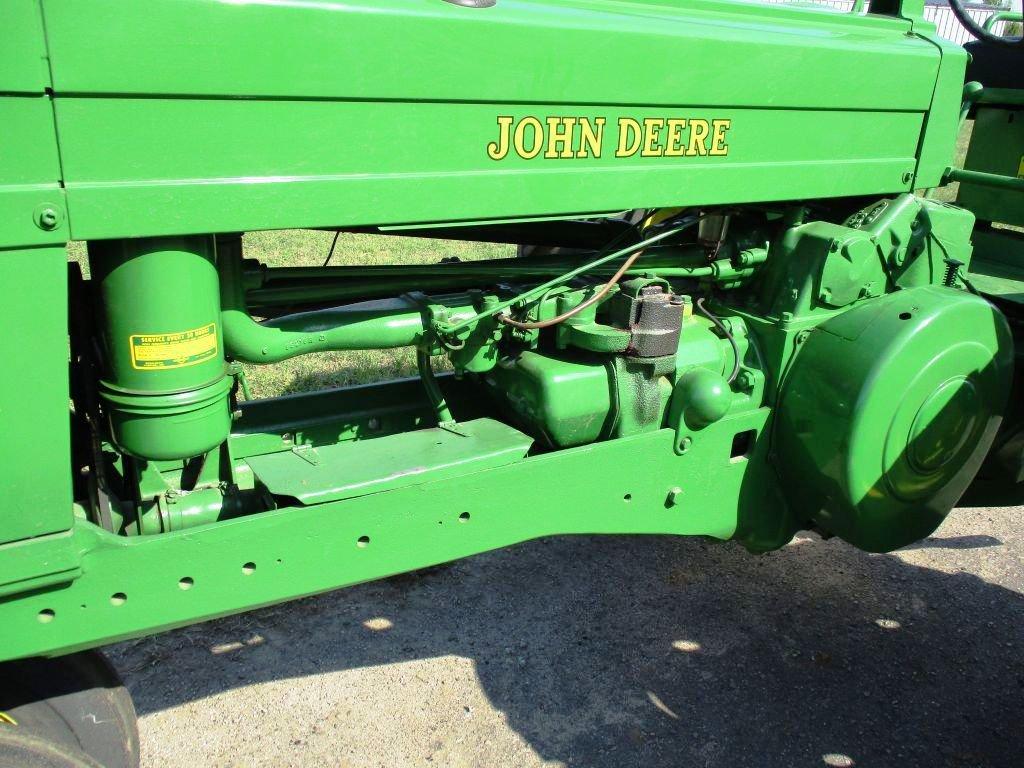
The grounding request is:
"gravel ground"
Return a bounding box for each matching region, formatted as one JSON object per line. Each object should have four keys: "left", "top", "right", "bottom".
{"left": 108, "top": 500, "right": 1023, "bottom": 768}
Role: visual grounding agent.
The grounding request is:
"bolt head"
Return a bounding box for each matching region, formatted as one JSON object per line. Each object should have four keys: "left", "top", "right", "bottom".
{"left": 33, "top": 203, "right": 63, "bottom": 231}
{"left": 667, "top": 487, "right": 683, "bottom": 506}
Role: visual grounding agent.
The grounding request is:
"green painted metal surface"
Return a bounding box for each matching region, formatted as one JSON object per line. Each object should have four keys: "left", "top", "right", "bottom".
{"left": 37, "top": 0, "right": 930, "bottom": 104}
{"left": 231, "top": 376, "right": 458, "bottom": 456}
{"left": 775, "top": 286, "right": 1013, "bottom": 552}
{"left": 0, "top": 1, "right": 50, "bottom": 95}
{"left": 246, "top": 418, "right": 532, "bottom": 505}
{"left": 485, "top": 310, "right": 737, "bottom": 447}
{"left": 0, "top": 98, "right": 68, "bottom": 249}
{"left": 967, "top": 228, "right": 1024, "bottom": 304}
{"left": 0, "top": 248, "right": 73, "bottom": 546}
{"left": 911, "top": 34, "right": 969, "bottom": 189}
{"left": 0, "top": 4, "right": 69, "bottom": 249}
{"left": 0, "top": 531, "right": 80, "bottom": 601}
{"left": 90, "top": 237, "right": 231, "bottom": 460}
{"left": 486, "top": 349, "right": 622, "bottom": 447}
{"left": 0, "top": 409, "right": 773, "bottom": 660}
{"left": 51, "top": 99, "right": 925, "bottom": 239}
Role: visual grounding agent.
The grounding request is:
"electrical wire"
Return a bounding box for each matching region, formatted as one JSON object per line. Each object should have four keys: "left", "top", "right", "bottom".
{"left": 437, "top": 212, "right": 702, "bottom": 336}
{"left": 498, "top": 210, "right": 701, "bottom": 331}
{"left": 498, "top": 245, "right": 648, "bottom": 330}
{"left": 961, "top": 274, "right": 982, "bottom": 296}
{"left": 695, "top": 296, "right": 741, "bottom": 384}
{"left": 322, "top": 230, "right": 341, "bottom": 267}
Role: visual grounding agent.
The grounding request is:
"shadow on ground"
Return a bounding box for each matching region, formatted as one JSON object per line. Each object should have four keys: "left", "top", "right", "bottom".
{"left": 109, "top": 532, "right": 1023, "bottom": 767}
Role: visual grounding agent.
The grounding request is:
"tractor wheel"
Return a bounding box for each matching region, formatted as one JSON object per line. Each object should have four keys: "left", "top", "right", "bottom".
{"left": 0, "top": 651, "right": 139, "bottom": 768}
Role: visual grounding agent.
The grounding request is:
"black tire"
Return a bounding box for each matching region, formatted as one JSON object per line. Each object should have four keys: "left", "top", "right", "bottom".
{"left": 0, "top": 730, "right": 102, "bottom": 768}
{"left": 0, "top": 651, "right": 139, "bottom": 768}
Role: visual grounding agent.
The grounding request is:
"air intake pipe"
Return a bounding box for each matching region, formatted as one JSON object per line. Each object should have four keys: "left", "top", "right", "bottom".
{"left": 215, "top": 234, "right": 477, "bottom": 364}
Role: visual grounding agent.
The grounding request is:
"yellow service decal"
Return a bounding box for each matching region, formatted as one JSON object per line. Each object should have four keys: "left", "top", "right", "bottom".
{"left": 486, "top": 116, "right": 731, "bottom": 161}
{"left": 130, "top": 323, "right": 218, "bottom": 370}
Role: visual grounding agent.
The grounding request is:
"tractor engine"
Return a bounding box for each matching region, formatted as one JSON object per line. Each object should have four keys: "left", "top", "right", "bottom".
{"left": 80, "top": 195, "right": 1010, "bottom": 555}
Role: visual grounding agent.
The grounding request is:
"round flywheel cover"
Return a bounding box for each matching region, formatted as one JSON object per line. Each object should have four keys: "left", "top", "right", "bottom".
{"left": 774, "top": 286, "right": 1013, "bottom": 552}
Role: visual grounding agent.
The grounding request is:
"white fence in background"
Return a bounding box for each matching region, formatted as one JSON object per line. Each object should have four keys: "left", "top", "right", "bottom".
{"left": 923, "top": 4, "right": 1018, "bottom": 43}
{"left": 757, "top": 1, "right": 1018, "bottom": 45}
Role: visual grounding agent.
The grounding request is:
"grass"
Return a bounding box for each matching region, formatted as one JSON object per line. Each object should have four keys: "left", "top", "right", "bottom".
{"left": 243, "top": 229, "right": 510, "bottom": 269}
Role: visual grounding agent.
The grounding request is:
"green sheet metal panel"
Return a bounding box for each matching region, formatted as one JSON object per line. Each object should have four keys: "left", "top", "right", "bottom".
{"left": 39, "top": 0, "right": 933, "bottom": 106}
{"left": 0, "top": 4, "right": 68, "bottom": 249}
{"left": 0, "top": 0, "right": 50, "bottom": 94}
{"left": 36, "top": 0, "right": 942, "bottom": 239}
{"left": 0, "top": 531, "right": 81, "bottom": 600}
{"left": 0, "top": 98, "right": 68, "bottom": 248}
{"left": 910, "top": 34, "right": 969, "bottom": 189}
{"left": 53, "top": 99, "right": 925, "bottom": 238}
{"left": 246, "top": 418, "right": 533, "bottom": 504}
{"left": 965, "top": 228, "right": 1024, "bottom": 304}
{"left": 0, "top": 247, "right": 74, "bottom": 545}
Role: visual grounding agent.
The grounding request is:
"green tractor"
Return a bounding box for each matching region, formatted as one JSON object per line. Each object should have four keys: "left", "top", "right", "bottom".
{"left": 1, "top": 0, "right": 1021, "bottom": 764}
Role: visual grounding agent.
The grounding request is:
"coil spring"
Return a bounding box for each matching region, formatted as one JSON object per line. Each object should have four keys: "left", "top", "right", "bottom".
{"left": 943, "top": 258, "right": 965, "bottom": 288}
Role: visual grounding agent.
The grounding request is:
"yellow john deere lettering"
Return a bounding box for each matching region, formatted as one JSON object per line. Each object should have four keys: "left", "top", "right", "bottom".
{"left": 486, "top": 115, "right": 731, "bottom": 160}
{"left": 129, "top": 323, "right": 219, "bottom": 370}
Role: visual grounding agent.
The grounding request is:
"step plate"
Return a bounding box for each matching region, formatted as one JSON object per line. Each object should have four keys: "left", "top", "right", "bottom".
{"left": 245, "top": 418, "right": 533, "bottom": 505}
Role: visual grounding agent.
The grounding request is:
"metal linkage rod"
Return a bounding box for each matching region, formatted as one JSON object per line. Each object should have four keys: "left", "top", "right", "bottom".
{"left": 944, "top": 167, "right": 1024, "bottom": 194}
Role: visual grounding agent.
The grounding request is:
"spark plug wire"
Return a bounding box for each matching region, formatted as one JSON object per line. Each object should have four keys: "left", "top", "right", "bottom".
{"left": 496, "top": 212, "right": 706, "bottom": 331}
{"left": 434, "top": 212, "right": 702, "bottom": 338}
{"left": 695, "top": 296, "right": 741, "bottom": 384}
